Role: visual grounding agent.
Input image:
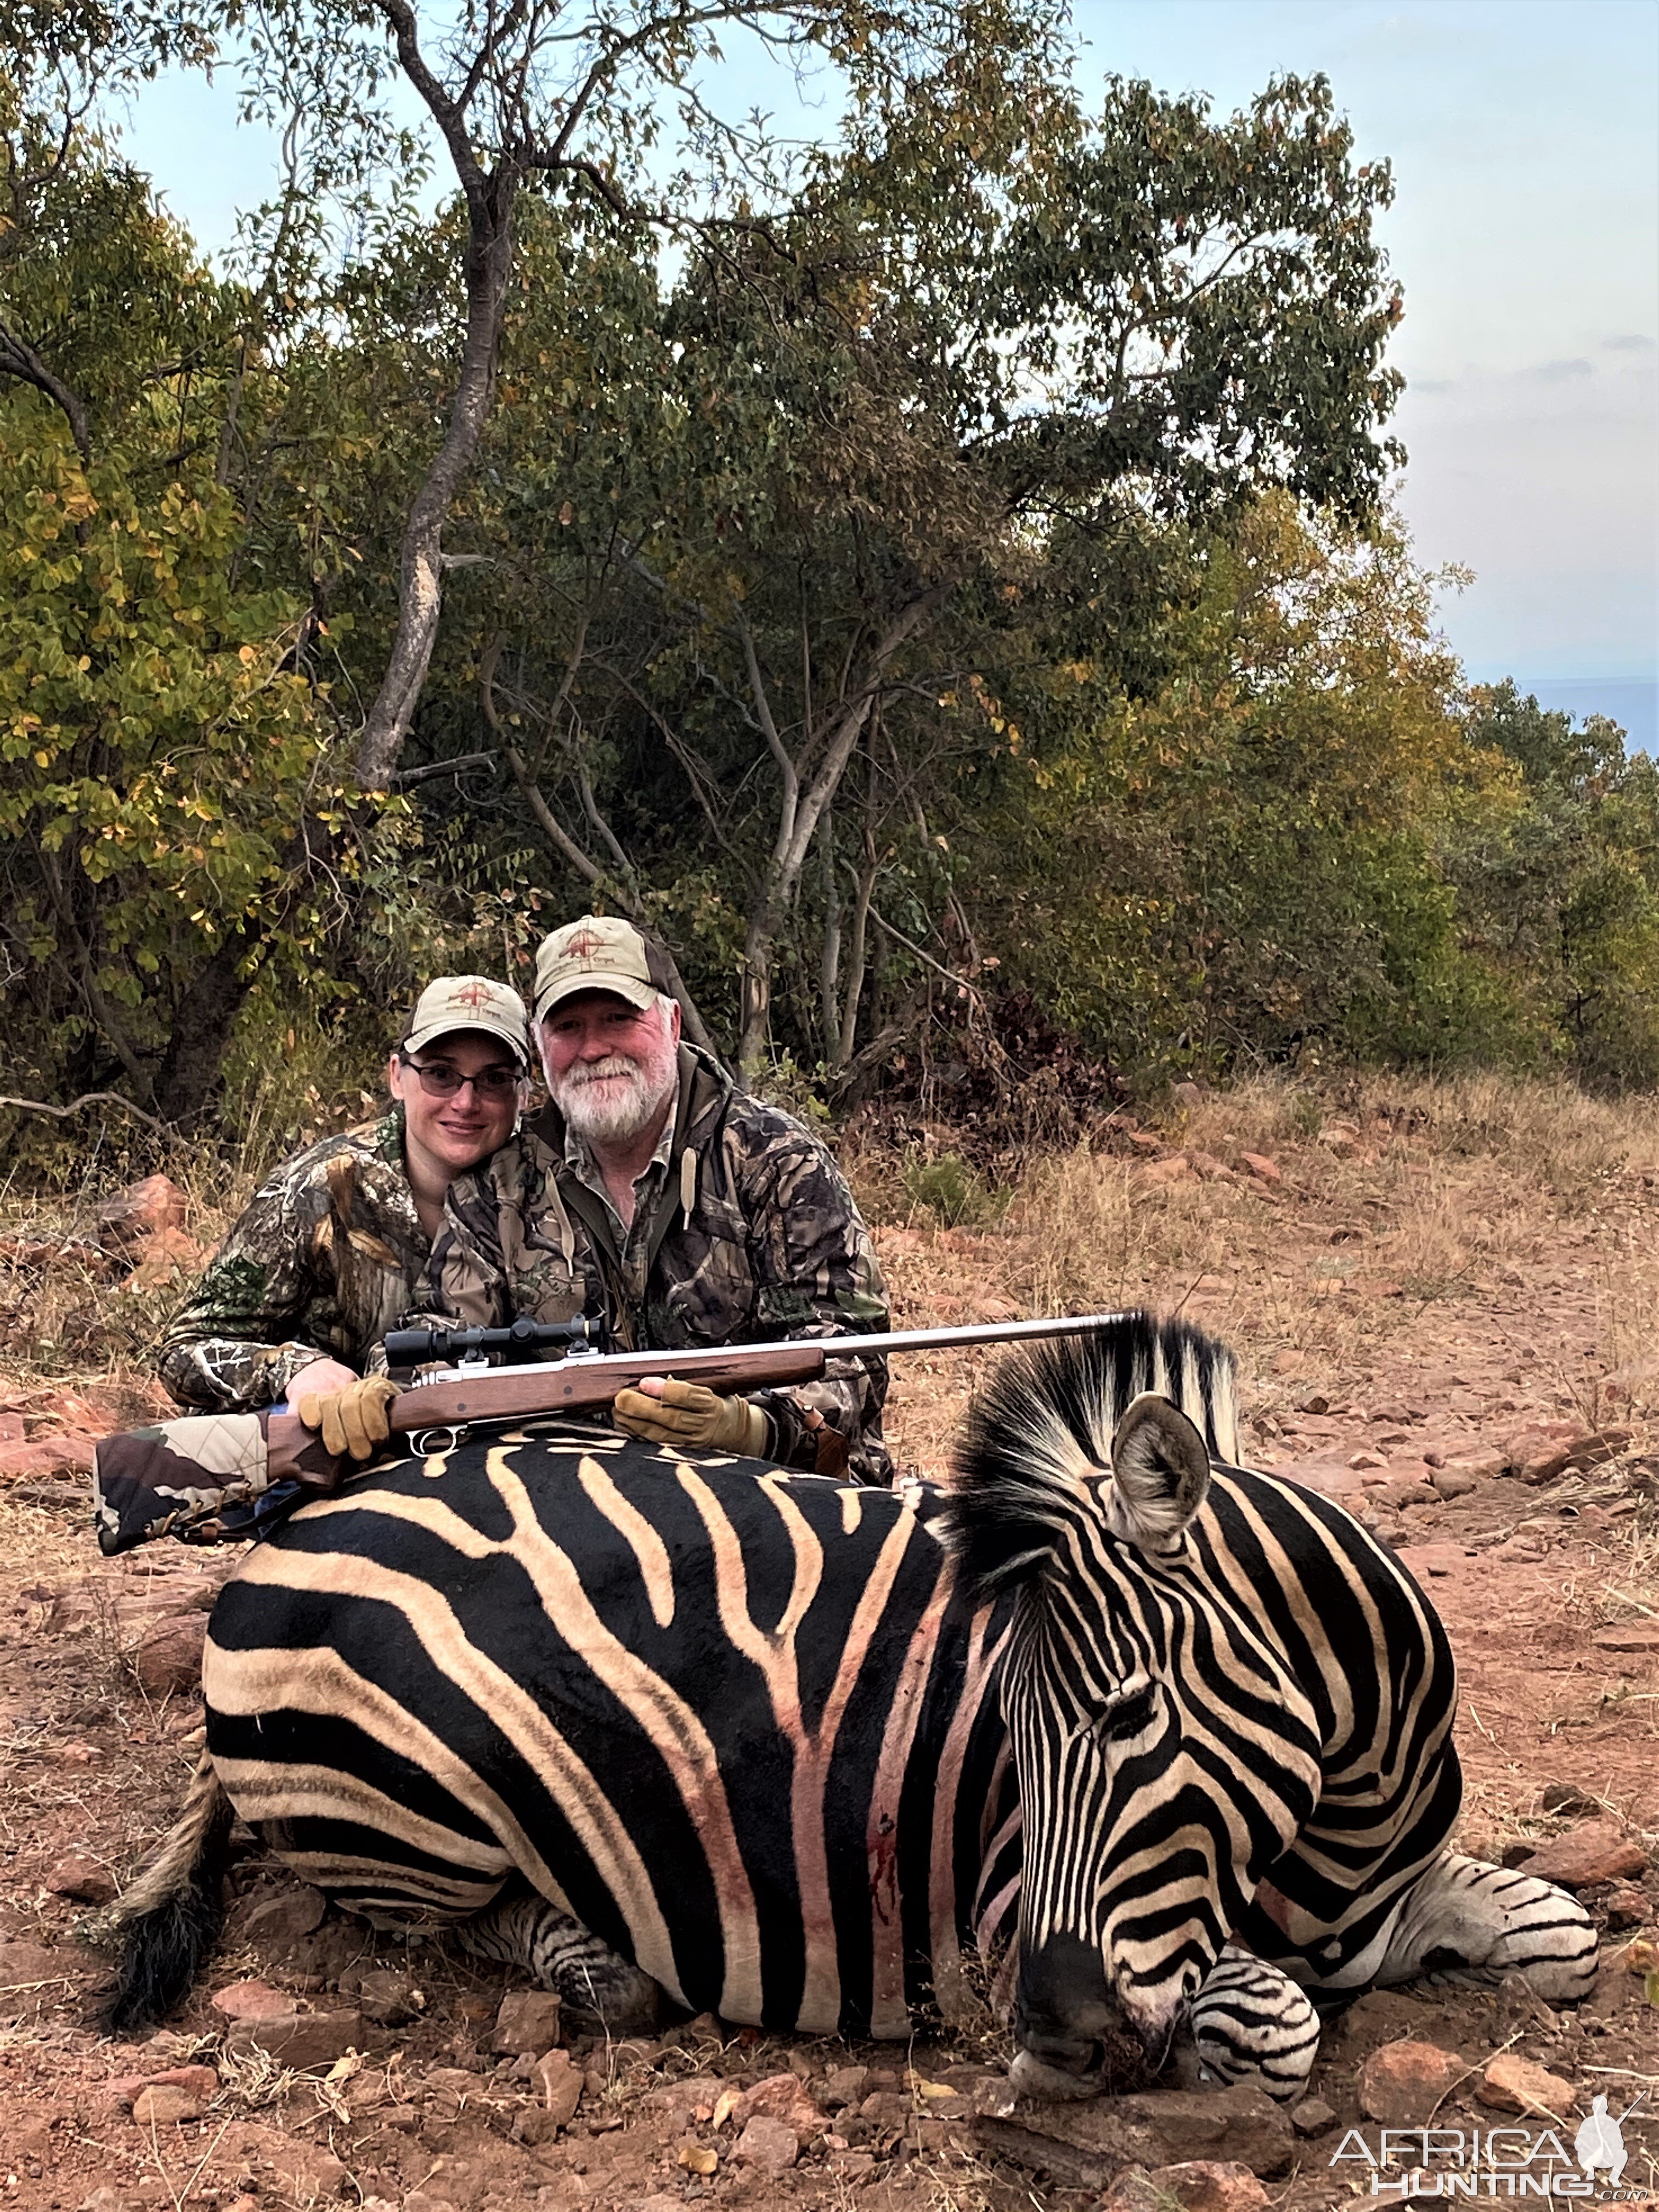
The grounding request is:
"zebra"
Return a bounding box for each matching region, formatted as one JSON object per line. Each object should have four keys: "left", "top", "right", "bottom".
{"left": 107, "top": 1313, "right": 1596, "bottom": 2102}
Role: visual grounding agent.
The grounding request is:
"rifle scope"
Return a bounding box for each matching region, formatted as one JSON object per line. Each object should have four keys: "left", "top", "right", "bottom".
{"left": 385, "top": 1315, "right": 602, "bottom": 1372}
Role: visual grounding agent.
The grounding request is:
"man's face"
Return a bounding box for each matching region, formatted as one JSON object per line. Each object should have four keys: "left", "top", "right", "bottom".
{"left": 388, "top": 1030, "right": 522, "bottom": 1176}
{"left": 540, "top": 991, "right": 680, "bottom": 1148}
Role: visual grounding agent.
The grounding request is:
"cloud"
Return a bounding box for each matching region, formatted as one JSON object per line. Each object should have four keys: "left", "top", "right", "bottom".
{"left": 1604, "top": 333, "right": 1657, "bottom": 353}
{"left": 1530, "top": 358, "right": 1595, "bottom": 382}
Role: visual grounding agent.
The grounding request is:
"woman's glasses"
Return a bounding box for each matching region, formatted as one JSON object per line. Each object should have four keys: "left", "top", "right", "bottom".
{"left": 400, "top": 1056, "right": 523, "bottom": 1099}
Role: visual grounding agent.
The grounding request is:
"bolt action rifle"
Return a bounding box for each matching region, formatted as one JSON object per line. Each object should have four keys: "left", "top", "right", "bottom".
{"left": 92, "top": 1311, "right": 1131, "bottom": 1556}
{"left": 368, "top": 1310, "right": 1128, "bottom": 1452}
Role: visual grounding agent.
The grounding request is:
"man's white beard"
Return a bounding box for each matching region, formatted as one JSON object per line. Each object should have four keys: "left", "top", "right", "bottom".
{"left": 555, "top": 1053, "right": 676, "bottom": 1146}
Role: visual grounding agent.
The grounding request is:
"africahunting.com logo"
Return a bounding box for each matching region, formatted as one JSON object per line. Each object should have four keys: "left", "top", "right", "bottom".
{"left": 1331, "top": 2094, "right": 1649, "bottom": 2198}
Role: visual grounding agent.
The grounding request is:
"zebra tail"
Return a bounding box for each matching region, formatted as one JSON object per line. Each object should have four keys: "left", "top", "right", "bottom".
{"left": 103, "top": 1750, "right": 234, "bottom": 2033}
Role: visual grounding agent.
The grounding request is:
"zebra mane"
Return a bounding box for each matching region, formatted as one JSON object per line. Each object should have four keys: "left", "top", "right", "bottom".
{"left": 943, "top": 1310, "right": 1240, "bottom": 1602}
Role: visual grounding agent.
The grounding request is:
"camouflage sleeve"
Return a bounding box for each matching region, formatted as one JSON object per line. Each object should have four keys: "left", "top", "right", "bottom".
{"left": 739, "top": 1127, "right": 893, "bottom": 1483}
{"left": 155, "top": 1175, "right": 336, "bottom": 1413}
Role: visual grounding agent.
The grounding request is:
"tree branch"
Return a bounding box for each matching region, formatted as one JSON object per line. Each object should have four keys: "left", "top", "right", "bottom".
{"left": 0, "top": 314, "right": 91, "bottom": 461}
{"left": 0, "top": 1091, "right": 172, "bottom": 1136}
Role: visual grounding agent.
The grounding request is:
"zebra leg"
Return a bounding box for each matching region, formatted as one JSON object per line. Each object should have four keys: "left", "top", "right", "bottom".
{"left": 1176, "top": 1946, "right": 1321, "bottom": 2105}
{"left": 456, "top": 1887, "right": 669, "bottom": 2035}
{"left": 1376, "top": 1854, "right": 1598, "bottom": 2004}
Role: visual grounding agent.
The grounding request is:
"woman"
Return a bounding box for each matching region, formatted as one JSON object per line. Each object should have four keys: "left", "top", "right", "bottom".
{"left": 157, "top": 975, "right": 530, "bottom": 1454}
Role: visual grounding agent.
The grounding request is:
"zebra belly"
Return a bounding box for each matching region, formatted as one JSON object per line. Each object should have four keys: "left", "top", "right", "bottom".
{"left": 202, "top": 1429, "right": 1001, "bottom": 2037}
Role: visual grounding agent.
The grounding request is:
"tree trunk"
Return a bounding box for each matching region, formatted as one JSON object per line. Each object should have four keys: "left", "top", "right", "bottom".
{"left": 819, "top": 805, "right": 840, "bottom": 1054}
{"left": 152, "top": 918, "right": 263, "bottom": 1127}
{"left": 354, "top": 177, "right": 518, "bottom": 789}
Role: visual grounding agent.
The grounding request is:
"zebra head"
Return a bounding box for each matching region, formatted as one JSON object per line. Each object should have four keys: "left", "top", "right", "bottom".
{"left": 949, "top": 1324, "right": 1323, "bottom": 2101}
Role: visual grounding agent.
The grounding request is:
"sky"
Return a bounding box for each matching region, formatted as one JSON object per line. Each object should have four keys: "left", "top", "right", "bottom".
{"left": 116, "top": 0, "right": 1659, "bottom": 747}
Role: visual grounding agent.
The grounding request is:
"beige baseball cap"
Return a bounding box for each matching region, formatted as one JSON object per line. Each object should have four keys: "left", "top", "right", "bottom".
{"left": 534, "top": 915, "right": 672, "bottom": 1022}
{"left": 402, "top": 975, "right": 530, "bottom": 1064}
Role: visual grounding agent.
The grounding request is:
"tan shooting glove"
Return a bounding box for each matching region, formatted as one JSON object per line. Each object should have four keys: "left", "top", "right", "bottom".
{"left": 613, "top": 1376, "right": 769, "bottom": 1458}
{"left": 297, "top": 1374, "right": 400, "bottom": 1462}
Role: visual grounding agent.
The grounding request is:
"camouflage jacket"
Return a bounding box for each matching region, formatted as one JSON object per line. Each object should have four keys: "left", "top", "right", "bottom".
{"left": 156, "top": 1108, "right": 502, "bottom": 1412}
{"left": 442, "top": 1046, "right": 893, "bottom": 1481}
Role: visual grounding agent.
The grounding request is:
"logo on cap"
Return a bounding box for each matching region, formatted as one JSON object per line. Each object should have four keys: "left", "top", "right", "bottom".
{"left": 449, "top": 979, "right": 496, "bottom": 1012}
{"left": 564, "top": 928, "right": 606, "bottom": 965}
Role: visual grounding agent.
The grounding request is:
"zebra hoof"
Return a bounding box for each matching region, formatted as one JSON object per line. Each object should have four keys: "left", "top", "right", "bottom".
{"left": 1008, "top": 2045, "right": 1104, "bottom": 2101}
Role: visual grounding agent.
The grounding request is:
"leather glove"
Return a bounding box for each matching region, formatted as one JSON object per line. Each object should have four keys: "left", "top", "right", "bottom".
{"left": 613, "top": 1377, "right": 770, "bottom": 1458}
{"left": 297, "top": 1374, "right": 400, "bottom": 1462}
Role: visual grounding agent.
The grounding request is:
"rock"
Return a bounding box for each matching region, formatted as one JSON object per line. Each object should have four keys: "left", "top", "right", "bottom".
{"left": 732, "top": 2115, "right": 800, "bottom": 2169}
{"left": 859, "top": 2090, "right": 913, "bottom": 2132}
{"left": 1291, "top": 2098, "right": 1337, "bottom": 2137}
{"left": 1478, "top": 2055, "right": 1577, "bottom": 2118}
{"left": 97, "top": 1175, "right": 188, "bottom": 1252}
{"left": 210, "top": 1978, "right": 291, "bottom": 2023}
{"left": 491, "top": 1988, "right": 562, "bottom": 2055}
{"left": 1486, "top": 1973, "right": 1559, "bottom": 2042}
{"left": 821, "top": 2064, "right": 870, "bottom": 2112}
{"left": 226, "top": 2008, "right": 363, "bottom": 2069}
{"left": 1133, "top": 1155, "right": 1193, "bottom": 1189}
{"left": 1100, "top": 2162, "right": 1269, "bottom": 2212}
{"left": 976, "top": 2085, "right": 1291, "bottom": 2191}
{"left": 1519, "top": 1821, "right": 1647, "bottom": 1889}
{"left": 1171, "top": 1081, "right": 1205, "bottom": 1107}
{"left": 46, "top": 1851, "right": 117, "bottom": 1903}
{"left": 641, "top": 2075, "right": 726, "bottom": 2132}
{"left": 1350, "top": 1451, "right": 1386, "bottom": 1471}
{"left": 1239, "top": 1154, "right": 1281, "bottom": 1187}
{"left": 132, "top": 2082, "right": 205, "bottom": 2125}
{"left": 1358, "top": 2040, "right": 1468, "bottom": 2125}
{"left": 130, "top": 1613, "right": 208, "bottom": 1695}
{"left": 1113, "top": 2087, "right": 1294, "bottom": 2176}
{"left": 359, "top": 1968, "right": 424, "bottom": 2025}
{"left": 1441, "top": 1450, "right": 1506, "bottom": 1483}
{"left": 109, "top": 2064, "right": 219, "bottom": 2110}
{"left": 1431, "top": 1468, "right": 1480, "bottom": 1502}
{"left": 1605, "top": 1886, "right": 1650, "bottom": 1928}
{"left": 0, "top": 1434, "right": 100, "bottom": 1484}
{"left": 125, "top": 1228, "right": 207, "bottom": 1291}
{"left": 237, "top": 1884, "right": 328, "bottom": 1945}
{"left": 1186, "top": 1153, "right": 1237, "bottom": 1184}
{"left": 1592, "top": 1624, "right": 1659, "bottom": 1654}
{"left": 1541, "top": 1782, "right": 1597, "bottom": 1814}
{"left": 535, "top": 2047, "right": 583, "bottom": 2125}
{"left": 735, "top": 2072, "right": 820, "bottom": 2134}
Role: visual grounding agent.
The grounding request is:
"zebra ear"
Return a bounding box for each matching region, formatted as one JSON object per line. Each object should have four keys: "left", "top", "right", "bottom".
{"left": 1104, "top": 1392, "right": 1210, "bottom": 1550}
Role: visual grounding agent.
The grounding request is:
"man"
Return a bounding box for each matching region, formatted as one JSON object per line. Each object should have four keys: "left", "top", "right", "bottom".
{"left": 444, "top": 915, "right": 893, "bottom": 1481}
{"left": 157, "top": 975, "right": 531, "bottom": 1457}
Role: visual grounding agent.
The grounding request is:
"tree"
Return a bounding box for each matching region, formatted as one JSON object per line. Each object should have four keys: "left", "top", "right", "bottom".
{"left": 204, "top": 0, "right": 1030, "bottom": 793}
{"left": 1451, "top": 682, "right": 1659, "bottom": 1086}
{"left": 954, "top": 496, "right": 1483, "bottom": 1076}
{"left": 0, "top": 18, "right": 336, "bottom": 1124}
{"left": 391, "top": 59, "right": 1406, "bottom": 1069}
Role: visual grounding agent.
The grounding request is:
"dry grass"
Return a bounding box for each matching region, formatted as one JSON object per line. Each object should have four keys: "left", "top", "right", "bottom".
{"left": 843, "top": 1069, "right": 1659, "bottom": 1477}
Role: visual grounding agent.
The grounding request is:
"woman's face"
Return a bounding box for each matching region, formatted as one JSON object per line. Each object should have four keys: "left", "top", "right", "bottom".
{"left": 387, "top": 1029, "right": 523, "bottom": 1180}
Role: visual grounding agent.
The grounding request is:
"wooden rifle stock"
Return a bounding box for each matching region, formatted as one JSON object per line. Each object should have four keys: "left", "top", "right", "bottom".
{"left": 386, "top": 1342, "right": 828, "bottom": 1435}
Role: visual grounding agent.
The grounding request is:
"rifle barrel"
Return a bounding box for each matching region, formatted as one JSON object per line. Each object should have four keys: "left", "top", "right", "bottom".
{"left": 828, "top": 1311, "right": 1130, "bottom": 1359}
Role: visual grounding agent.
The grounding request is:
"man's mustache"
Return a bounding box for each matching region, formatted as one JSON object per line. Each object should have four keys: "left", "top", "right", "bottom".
{"left": 565, "top": 1057, "right": 644, "bottom": 1086}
